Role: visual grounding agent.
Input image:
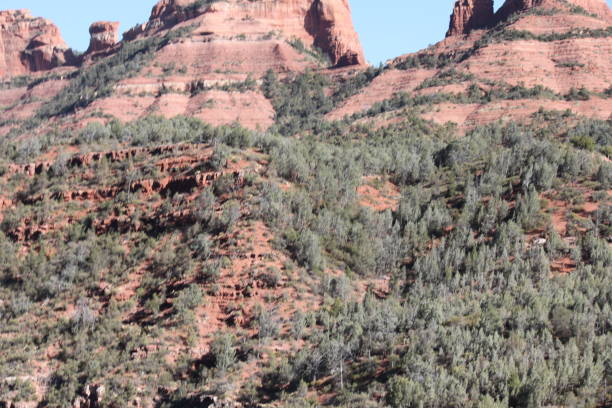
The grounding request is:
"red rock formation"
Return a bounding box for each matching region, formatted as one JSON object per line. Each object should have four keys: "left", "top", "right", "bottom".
{"left": 447, "top": 0, "right": 495, "bottom": 36}
{"left": 0, "top": 9, "right": 75, "bottom": 77}
{"left": 307, "top": 0, "right": 366, "bottom": 66}
{"left": 123, "top": 0, "right": 222, "bottom": 42}
{"left": 86, "top": 21, "right": 120, "bottom": 54}
{"left": 496, "top": 0, "right": 612, "bottom": 22}
{"left": 574, "top": 0, "right": 612, "bottom": 21}
{"left": 124, "top": 0, "right": 365, "bottom": 67}
{"left": 447, "top": 0, "right": 612, "bottom": 34}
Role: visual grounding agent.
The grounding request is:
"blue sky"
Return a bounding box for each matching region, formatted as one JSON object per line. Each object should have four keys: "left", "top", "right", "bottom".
{"left": 3, "top": 1, "right": 612, "bottom": 65}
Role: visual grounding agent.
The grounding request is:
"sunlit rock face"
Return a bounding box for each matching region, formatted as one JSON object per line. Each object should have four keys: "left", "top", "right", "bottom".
{"left": 86, "top": 21, "right": 120, "bottom": 54}
{"left": 0, "top": 9, "right": 75, "bottom": 77}
{"left": 123, "top": 0, "right": 366, "bottom": 67}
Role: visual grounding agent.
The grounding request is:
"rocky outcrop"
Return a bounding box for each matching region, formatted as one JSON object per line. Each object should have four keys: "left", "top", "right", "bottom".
{"left": 86, "top": 21, "right": 120, "bottom": 54}
{"left": 447, "top": 0, "right": 612, "bottom": 35}
{"left": 447, "top": 0, "right": 495, "bottom": 36}
{"left": 124, "top": 0, "right": 365, "bottom": 67}
{"left": 306, "top": 0, "right": 366, "bottom": 66}
{"left": 574, "top": 0, "right": 612, "bottom": 21}
{"left": 123, "top": 0, "right": 220, "bottom": 42}
{"left": 496, "top": 0, "right": 550, "bottom": 21}
{"left": 0, "top": 9, "right": 75, "bottom": 77}
{"left": 496, "top": 0, "right": 612, "bottom": 22}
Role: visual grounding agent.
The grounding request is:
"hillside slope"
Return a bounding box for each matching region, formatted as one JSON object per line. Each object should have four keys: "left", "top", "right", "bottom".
{"left": 329, "top": 0, "right": 612, "bottom": 131}
{"left": 0, "top": 1, "right": 610, "bottom": 407}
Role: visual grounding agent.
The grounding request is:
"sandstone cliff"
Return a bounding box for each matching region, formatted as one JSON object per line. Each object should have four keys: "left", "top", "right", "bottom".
{"left": 496, "top": 0, "right": 612, "bottom": 23}
{"left": 86, "top": 21, "right": 120, "bottom": 55}
{"left": 448, "top": 0, "right": 612, "bottom": 36}
{"left": 447, "top": 0, "right": 495, "bottom": 37}
{"left": 124, "top": 0, "right": 365, "bottom": 67}
{"left": 0, "top": 9, "right": 75, "bottom": 77}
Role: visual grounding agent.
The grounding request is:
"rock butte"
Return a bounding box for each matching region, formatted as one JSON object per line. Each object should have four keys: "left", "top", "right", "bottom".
{"left": 447, "top": 0, "right": 495, "bottom": 37}
{"left": 0, "top": 9, "right": 75, "bottom": 77}
{"left": 86, "top": 21, "right": 120, "bottom": 55}
{"left": 447, "top": 0, "right": 612, "bottom": 36}
{"left": 496, "top": 0, "right": 612, "bottom": 23}
{"left": 0, "top": 0, "right": 365, "bottom": 80}
{"left": 124, "top": 0, "right": 366, "bottom": 68}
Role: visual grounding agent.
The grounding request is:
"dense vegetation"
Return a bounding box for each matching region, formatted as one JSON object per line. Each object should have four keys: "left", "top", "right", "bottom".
{"left": 1, "top": 73, "right": 610, "bottom": 406}
{"left": 0, "top": 5, "right": 611, "bottom": 407}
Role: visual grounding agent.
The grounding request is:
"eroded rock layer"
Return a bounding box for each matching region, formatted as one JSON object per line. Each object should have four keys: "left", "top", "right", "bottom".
{"left": 124, "top": 0, "right": 365, "bottom": 67}
{"left": 0, "top": 9, "right": 75, "bottom": 77}
{"left": 447, "top": 0, "right": 495, "bottom": 36}
{"left": 448, "top": 0, "right": 612, "bottom": 36}
{"left": 496, "top": 0, "right": 612, "bottom": 23}
{"left": 87, "top": 21, "right": 120, "bottom": 54}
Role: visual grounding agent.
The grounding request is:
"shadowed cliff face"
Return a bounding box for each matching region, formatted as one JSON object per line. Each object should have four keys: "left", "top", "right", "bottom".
{"left": 447, "top": 0, "right": 495, "bottom": 36}
{"left": 306, "top": 0, "right": 365, "bottom": 66}
{"left": 0, "top": 9, "right": 75, "bottom": 77}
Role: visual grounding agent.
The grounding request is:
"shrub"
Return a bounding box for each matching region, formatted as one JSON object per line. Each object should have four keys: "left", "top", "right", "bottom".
{"left": 199, "top": 259, "right": 222, "bottom": 283}
{"left": 515, "top": 188, "right": 542, "bottom": 231}
{"left": 174, "top": 284, "right": 204, "bottom": 324}
{"left": 190, "top": 233, "right": 213, "bottom": 261}
{"left": 570, "top": 135, "right": 595, "bottom": 151}
{"left": 286, "top": 229, "right": 324, "bottom": 272}
{"left": 152, "top": 240, "right": 194, "bottom": 281}
{"left": 71, "top": 298, "right": 96, "bottom": 334}
{"left": 254, "top": 306, "right": 280, "bottom": 343}
{"left": 211, "top": 332, "right": 236, "bottom": 375}
{"left": 596, "top": 162, "right": 611, "bottom": 188}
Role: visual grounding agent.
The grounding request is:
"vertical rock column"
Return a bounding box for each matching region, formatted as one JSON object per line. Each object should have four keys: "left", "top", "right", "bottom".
{"left": 86, "top": 21, "right": 120, "bottom": 54}
{"left": 446, "top": 0, "right": 495, "bottom": 36}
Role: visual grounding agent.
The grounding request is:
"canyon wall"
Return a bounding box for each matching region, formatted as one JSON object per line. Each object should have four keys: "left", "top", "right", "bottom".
{"left": 447, "top": 0, "right": 495, "bottom": 36}
{"left": 0, "top": 9, "right": 75, "bottom": 77}
{"left": 124, "top": 0, "right": 365, "bottom": 67}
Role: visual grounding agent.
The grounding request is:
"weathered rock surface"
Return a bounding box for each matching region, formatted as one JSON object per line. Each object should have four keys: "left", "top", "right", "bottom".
{"left": 330, "top": 0, "right": 612, "bottom": 130}
{"left": 496, "top": 0, "right": 612, "bottom": 22}
{"left": 447, "top": 0, "right": 495, "bottom": 36}
{"left": 86, "top": 21, "right": 120, "bottom": 54}
{"left": 448, "top": 0, "right": 612, "bottom": 36}
{"left": 124, "top": 0, "right": 365, "bottom": 67}
{"left": 307, "top": 0, "right": 365, "bottom": 66}
{"left": 0, "top": 9, "right": 75, "bottom": 77}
